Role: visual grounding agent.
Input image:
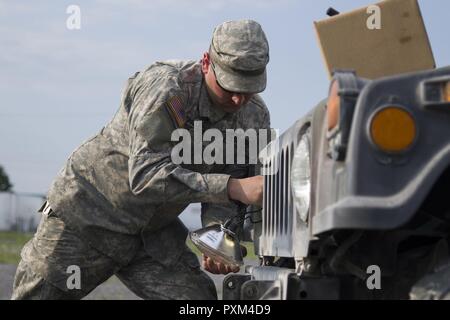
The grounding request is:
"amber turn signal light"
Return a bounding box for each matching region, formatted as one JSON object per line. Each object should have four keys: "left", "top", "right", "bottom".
{"left": 370, "top": 107, "right": 416, "bottom": 153}
{"left": 327, "top": 80, "right": 340, "bottom": 131}
{"left": 445, "top": 82, "right": 450, "bottom": 102}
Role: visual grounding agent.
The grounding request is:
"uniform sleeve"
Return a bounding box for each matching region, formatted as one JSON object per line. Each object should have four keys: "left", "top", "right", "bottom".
{"left": 201, "top": 96, "right": 272, "bottom": 229}
{"left": 201, "top": 164, "right": 249, "bottom": 227}
{"left": 127, "top": 70, "right": 231, "bottom": 205}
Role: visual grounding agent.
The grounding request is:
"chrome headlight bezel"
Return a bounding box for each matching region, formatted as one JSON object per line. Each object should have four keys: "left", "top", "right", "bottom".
{"left": 290, "top": 131, "right": 311, "bottom": 222}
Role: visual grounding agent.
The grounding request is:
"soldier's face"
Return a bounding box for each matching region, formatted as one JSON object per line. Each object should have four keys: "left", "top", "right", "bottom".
{"left": 202, "top": 53, "right": 254, "bottom": 113}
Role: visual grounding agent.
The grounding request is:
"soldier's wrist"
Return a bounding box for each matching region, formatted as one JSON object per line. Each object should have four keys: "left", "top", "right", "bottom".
{"left": 227, "top": 178, "right": 241, "bottom": 202}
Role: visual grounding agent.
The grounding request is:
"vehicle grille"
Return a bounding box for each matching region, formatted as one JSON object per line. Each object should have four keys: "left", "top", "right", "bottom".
{"left": 260, "top": 141, "right": 297, "bottom": 257}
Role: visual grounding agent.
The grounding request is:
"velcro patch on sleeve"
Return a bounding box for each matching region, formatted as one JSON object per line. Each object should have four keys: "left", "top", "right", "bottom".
{"left": 165, "top": 95, "right": 186, "bottom": 128}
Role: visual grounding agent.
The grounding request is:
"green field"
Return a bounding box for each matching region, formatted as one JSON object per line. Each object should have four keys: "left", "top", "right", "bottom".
{"left": 0, "top": 231, "right": 32, "bottom": 264}
{"left": 0, "top": 231, "right": 257, "bottom": 265}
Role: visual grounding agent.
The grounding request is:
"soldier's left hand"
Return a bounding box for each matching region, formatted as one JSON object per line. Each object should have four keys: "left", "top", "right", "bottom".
{"left": 202, "top": 255, "right": 240, "bottom": 275}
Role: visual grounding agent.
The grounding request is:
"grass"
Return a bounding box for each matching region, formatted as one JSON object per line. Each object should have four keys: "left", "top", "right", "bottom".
{"left": 0, "top": 231, "right": 258, "bottom": 265}
{"left": 0, "top": 231, "right": 33, "bottom": 264}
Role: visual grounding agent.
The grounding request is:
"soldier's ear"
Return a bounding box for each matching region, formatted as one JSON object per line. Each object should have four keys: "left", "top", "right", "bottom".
{"left": 201, "top": 52, "right": 211, "bottom": 75}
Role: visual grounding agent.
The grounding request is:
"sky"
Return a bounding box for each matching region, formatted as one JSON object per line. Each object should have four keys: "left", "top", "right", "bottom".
{"left": 1, "top": 0, "right": 450, "bottom": 195}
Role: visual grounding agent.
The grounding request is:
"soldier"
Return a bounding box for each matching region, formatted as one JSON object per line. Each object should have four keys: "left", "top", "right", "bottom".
{"left": 12, "top": 19, "right": 270, "bottom": 300}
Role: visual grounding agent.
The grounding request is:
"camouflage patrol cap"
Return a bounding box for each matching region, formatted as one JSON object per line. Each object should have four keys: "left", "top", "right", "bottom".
{"left": 210, "top": 20, "right": 269, "bottom": 94}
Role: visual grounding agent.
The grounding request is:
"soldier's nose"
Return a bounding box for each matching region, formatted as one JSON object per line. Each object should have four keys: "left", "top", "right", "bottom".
{"left": 231, "top": 94, "right": 245, "bottom": 106}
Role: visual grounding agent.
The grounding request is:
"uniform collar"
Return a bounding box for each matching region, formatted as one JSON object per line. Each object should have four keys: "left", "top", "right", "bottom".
{"left": 198, "top": 79, "right": 228, "bottom": 124}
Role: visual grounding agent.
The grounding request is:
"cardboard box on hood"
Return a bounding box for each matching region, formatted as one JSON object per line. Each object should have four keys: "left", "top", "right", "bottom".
{"left": 314, "top": 0, "right": 435, "bottom": 79}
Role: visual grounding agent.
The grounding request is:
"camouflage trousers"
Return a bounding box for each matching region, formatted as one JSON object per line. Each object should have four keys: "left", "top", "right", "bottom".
{"left": 11, "top": 213, "right": 217, "bottom": 300}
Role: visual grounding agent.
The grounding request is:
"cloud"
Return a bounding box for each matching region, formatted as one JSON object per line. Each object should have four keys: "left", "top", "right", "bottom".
{"left": 0, "top": 0, "right": 301, "bottom": 193}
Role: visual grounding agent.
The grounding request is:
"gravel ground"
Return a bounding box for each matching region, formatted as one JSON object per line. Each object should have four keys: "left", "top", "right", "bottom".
{"left": 0, "top": 260, "right": 255, "bottom": 300}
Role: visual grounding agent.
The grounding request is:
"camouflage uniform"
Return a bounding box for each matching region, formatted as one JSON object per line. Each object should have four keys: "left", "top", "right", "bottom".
{"left": 12, "top": 20, "right": 271, "bottom": 300}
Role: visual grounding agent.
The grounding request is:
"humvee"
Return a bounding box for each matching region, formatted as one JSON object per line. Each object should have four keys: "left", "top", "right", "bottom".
{"left": 221, "top": 1, "right": 450, "bottom": 300}
{"left": 223, "top": 66, "right": 450, "bottom": 300}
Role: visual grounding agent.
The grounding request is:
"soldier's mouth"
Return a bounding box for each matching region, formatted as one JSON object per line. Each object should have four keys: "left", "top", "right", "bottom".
{"left": 222, "top": 104, "right": 243, "bottom": 113}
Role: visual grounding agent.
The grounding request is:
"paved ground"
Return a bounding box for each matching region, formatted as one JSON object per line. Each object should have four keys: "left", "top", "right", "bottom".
{"left": 0, "top": 264, "right": 17, "bottom": 300}
{"left": 0, "top": 260, "right": 255, "bottom": 300}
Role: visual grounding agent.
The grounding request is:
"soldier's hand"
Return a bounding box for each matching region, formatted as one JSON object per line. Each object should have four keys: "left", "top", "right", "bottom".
{"left": 227, "top": 176, "right": 263, "bottom": 206}
{"left": 202, "top": 255, "right": 240, "bottom": 275}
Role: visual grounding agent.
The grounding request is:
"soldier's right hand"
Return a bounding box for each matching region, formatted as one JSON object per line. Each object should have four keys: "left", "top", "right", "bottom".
{"left": 202, "top": 255, "right": 240, "bottom": 275}
{"left": 227, "top": 176, "right": 263, "bottom": 206}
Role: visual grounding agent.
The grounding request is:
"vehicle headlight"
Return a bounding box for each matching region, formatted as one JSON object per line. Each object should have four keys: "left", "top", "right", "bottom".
{"left": 291, "top": 132, "right": 311, "bottom": 222}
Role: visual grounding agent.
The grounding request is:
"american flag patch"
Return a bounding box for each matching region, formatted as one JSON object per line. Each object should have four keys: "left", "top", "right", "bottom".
{"left": 165, "top": 95, "right": 186, "bottom": 128}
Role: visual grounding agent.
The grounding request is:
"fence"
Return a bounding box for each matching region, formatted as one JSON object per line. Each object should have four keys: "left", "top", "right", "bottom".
{"left": 0, "top": 192, "right": 44, "bottom": 232}
{"left": 0, "top": 192, "right": 202, "bottom": 232}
